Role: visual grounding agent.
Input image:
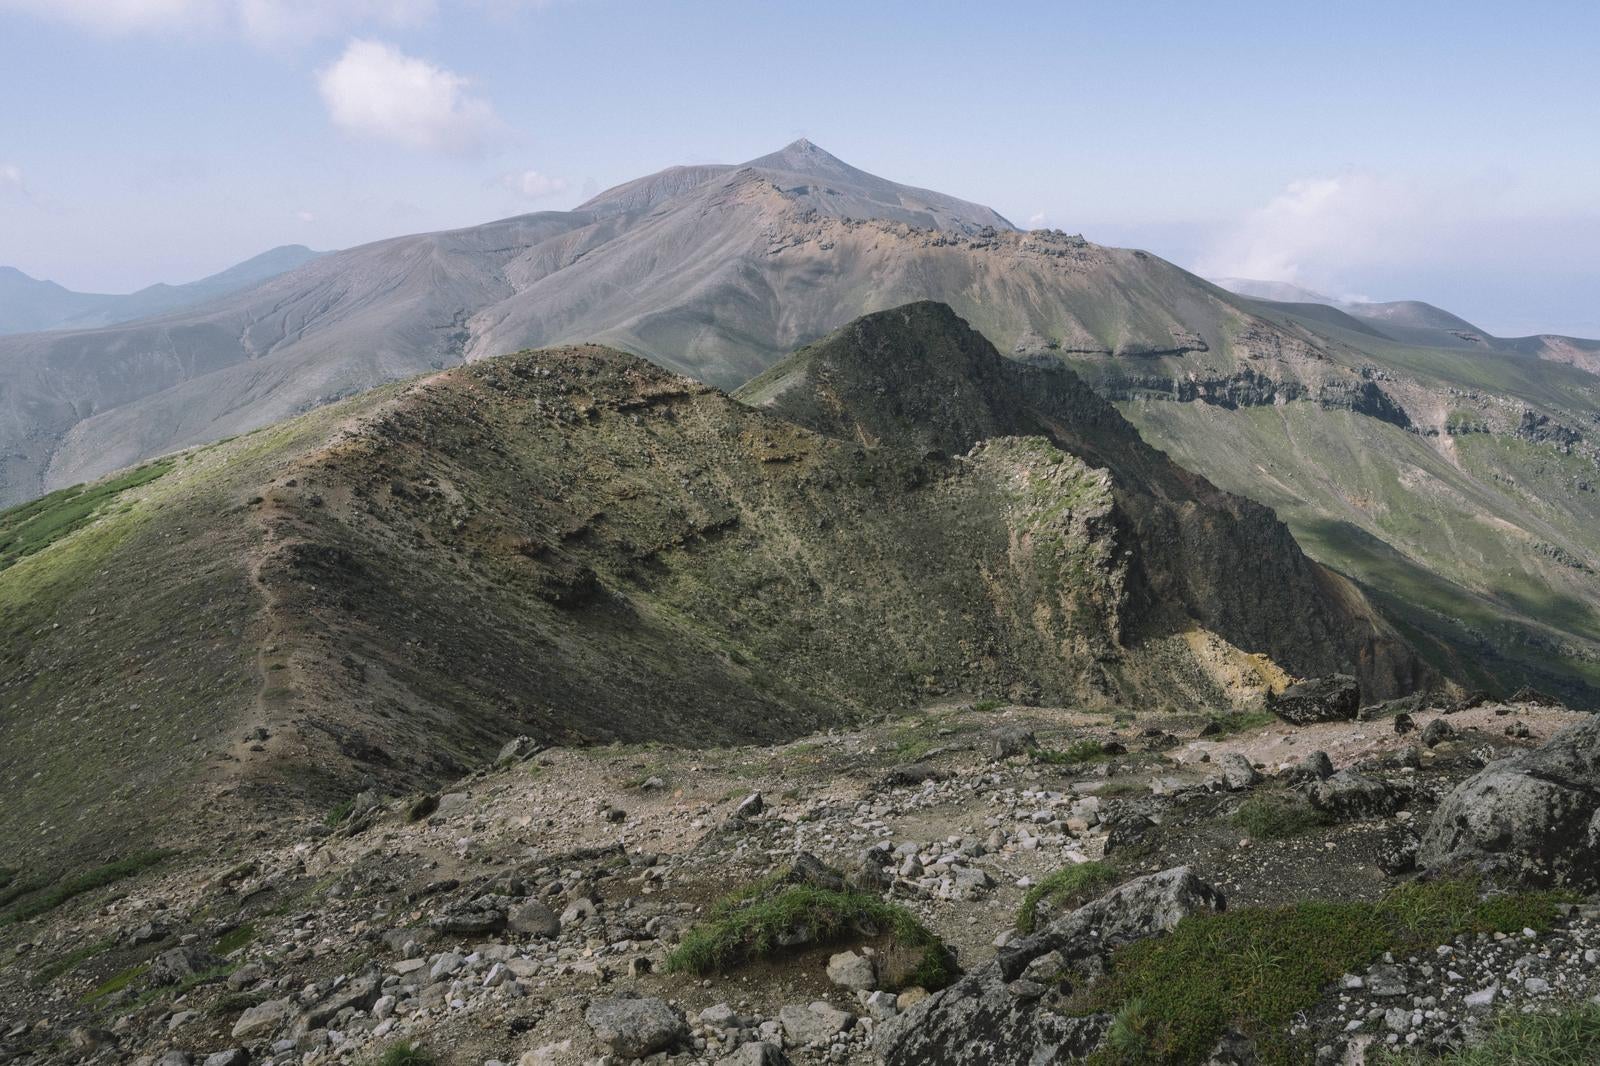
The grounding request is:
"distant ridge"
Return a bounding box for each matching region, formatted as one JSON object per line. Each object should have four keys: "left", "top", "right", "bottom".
{"left": 1210, "top": 275, "right": 1600, "bottom": 360}
{"left": 0, "top": 244, "right": 322, "bottom": 335}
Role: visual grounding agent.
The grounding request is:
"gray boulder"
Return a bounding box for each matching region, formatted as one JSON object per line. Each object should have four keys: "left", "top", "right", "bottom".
{"left": 1421, "top": 718, "right": 1455, "bottom": 747}
{"left": 826, "top": 950, "right": 877, "bottom": 991}
{"left": 1420, "top": 716, "right": 1600, "bottom": 887}
{"left": 779, "top": 1001, "right": 853, "bottom": 1046}
{"left": 231, "top": 999, "right": 290, "bottom": 1040}
{"left": 585, "top": 992, "right": 685, "bottom": 1058}
{"left": 201, "top": 1052, "right": 249, "bottom": 1066}
{"left": 295, "top": 970, "right": 382, "bottom": 1033}
{"left": 1216, "top": 752, "right": 1261, "bottom": 791}
{"left": 876, "top": 867, "right": 1224, "bottom": 1066}
{"left": 1269, "top": 675, "right": 1359, "bottom": 725}
{"left": 1309, "top": 770, "right": 1404, "bottom": 821}
{"left": 989, "top": 726, "right": 1038, "bottom": 759}
{"left": 1286, "top": 750, "right": 1335, "bottom": 784}
{"left": 148, "top": 946, "right": 224, "bottom": 987}
{"left": 719, "top": 1042, "right": 790, "bottom": 1065}
{"left": 507, "top": 900, "right": 561, "bottom": 938}
{"left": 428, "top": 901, "right": 506, "bottom": 936}
{"left": 781, "top": 852, "right": 847, "bottom": 893}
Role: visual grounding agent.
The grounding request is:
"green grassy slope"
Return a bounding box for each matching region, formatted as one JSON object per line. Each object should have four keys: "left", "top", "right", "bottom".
{"left": 0, "top": 400, "right": 377, "bottom": 873}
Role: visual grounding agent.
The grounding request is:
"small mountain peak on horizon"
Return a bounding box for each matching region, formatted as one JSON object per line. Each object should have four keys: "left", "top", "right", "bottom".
{"left": 742, "top": 137, "right": 855, "bottom": 175}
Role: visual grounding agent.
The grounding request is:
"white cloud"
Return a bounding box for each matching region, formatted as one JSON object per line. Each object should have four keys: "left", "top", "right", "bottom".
{"left": 498, "top": 169, "right": 568, "bottom": 200}
{"left": 1026, "top": 211, "right": 1048, "bottom": 229}
{"left": 0, "top": 163, "right": 23, "bottom": 190}
{"left": 317, "top": 39, "right": 497, "bottom": 154}
{"left": 295, "top": 209, "right": 316, "bottom": 223}
{"left": 0, "top": 0, "right": 433, "bottom": 42}
{"left": 0, "top": 0, "right": 213, "bottom": 33}
{"left": 237, "top": 0, "right": 432, "bottom": 44}
{"left": 1195, "top": 173, "right": 1532, "bottom": 292}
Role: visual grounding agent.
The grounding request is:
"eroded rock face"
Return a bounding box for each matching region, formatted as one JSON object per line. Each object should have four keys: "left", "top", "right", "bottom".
{"left": 1420, "top": 717, "right": 1600, "bottom": 887}
{"left": 874, "top": 867, "right": 1224, "bottom": 1066}
{"left": 1269, "top": 675, "right": 1360, "bottom": 725}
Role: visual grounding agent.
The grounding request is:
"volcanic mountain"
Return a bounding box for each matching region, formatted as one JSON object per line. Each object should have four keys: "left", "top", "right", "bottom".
{"left": 0, "top": 140, "right": 1313, "bottom": 506}
{"left": 3, "top": 142, "right": 1599, "bottom": 706}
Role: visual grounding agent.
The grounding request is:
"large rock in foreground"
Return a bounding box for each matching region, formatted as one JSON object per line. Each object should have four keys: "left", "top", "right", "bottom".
{"left": 1420, "top": 716, "right": 1600, "bottom": 887}
{"left": 1269, "top": 675, "right": 1360, "bottom": 725}
{"left": 875, "top": 867, "right": 1225, "bottom": 1066}
{"left": 585, "top": 992, "right": 685, "bottom": 1059}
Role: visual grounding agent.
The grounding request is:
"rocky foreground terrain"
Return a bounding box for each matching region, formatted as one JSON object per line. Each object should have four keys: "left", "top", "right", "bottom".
{"left": 3, "top": 688, "right": 1596, "bottom": 1065}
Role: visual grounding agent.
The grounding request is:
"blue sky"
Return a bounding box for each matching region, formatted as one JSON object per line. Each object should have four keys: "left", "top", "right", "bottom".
{"left": 1, "top": 0, "right": 1597, "bottom": 335}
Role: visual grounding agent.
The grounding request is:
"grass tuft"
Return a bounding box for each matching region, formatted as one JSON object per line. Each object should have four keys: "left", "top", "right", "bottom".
{"left": 1017, "top": 862, "right": 1119, "bottom": 933}
{"left": 667, "top": 882, "right": 954, "bottom": 990}
{"left": 1202, "top": 710, "right": 1276, "bottom": 737}
{"left": 214, "top": 922, "right": 258, "bottom": 955}
{"left": 1034, "top": 739, "right": 1106, "bottom": 766}
{"left": 1231, "top": 793, "right": 1329, "bottom": 839}
{"left": 84, "top": 962, "right": 149, "bottom": 1002}
{"left": 323, "top": 799, "right": 354, "bottom": 829}
{"left": 1104, "top": 997, "right": 1158, "bottom": 1062}
{"left": 366, "top": 1039, "right": 436, "bottom": 1066}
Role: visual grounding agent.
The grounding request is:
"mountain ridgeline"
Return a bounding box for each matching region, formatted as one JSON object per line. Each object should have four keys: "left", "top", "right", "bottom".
{"left": 5, "top": 142, "right": 1598, "bottom": 707}
{"left": 0, "top": 304, "right": 1416, "bottom": 867}
{"left": 0, "top": 245, "right": 321, "bottom": 336}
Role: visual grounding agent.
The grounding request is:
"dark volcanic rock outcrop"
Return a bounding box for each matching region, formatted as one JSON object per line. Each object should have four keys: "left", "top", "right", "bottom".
{"left": 1270, "top": 674, "right": 1362, "bottom": 725}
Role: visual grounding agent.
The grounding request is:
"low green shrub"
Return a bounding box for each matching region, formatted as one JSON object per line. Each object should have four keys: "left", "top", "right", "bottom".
{"left": 0, "top": 460, "right": 174, "bottom": 572}
{"left": 1202, "top": 710, "right": 1275, "bottom": 736}
{"left": 367, "top": 1039, "right": 436, "bottom": 1066}
{"left": 213, "top": 922, "right": 257, "bottom": 955}
{"left": 1034, "top": 739, "right": 1106, "bottom": 766}
{"left": 667, "top": 882, "right": 954, "bottom": 990}
{"left": 1231, "top": 794, "right": 1329, "bottom": 839}
{"left": 1083, "top": 878, "right": 1571, "bottom": 1064}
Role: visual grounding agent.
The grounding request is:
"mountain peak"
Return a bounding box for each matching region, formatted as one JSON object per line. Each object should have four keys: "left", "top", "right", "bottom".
{"left": 742, "top": 138, "right": 855, "bottom": 176}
